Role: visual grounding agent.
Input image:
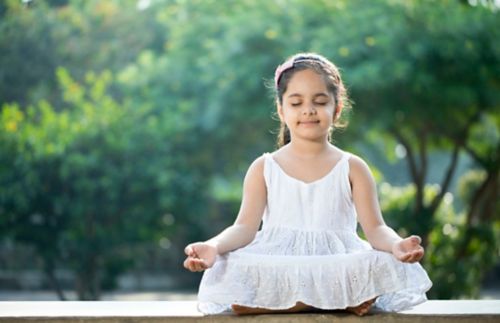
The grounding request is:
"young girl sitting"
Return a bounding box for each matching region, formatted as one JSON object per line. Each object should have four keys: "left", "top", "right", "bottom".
{"left": 183, "top": 52, "right": 432, "bottom": 316}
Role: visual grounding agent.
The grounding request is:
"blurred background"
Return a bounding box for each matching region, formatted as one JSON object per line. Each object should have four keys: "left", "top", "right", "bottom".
{"left": 0, "top": 0, "right": 499, "bottom": 301}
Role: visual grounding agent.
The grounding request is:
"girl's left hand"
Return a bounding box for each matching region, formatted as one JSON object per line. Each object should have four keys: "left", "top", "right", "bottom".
{"left": 392, "top": 235, "right": 425, "bottom": 263}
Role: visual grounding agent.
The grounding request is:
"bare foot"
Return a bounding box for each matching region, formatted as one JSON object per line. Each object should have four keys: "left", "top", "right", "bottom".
{"left": 232, "top": 302, "right": 312, "bottom": 315}
{"left": 346, "top": 298, "right": 376, "bottom": 316}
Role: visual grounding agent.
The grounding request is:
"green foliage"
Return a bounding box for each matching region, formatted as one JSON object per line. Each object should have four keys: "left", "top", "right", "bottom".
{"left": 457, "top": 170, "right": 487, "bottom": 205}
{"left": 0, "top": 0, "right": 165, "bottom": 106}
{"left": 427, "top": 221, "right": 498, "bottom": 298}
{"left": 0, "top": 68, "right": 210, "bottom": 299}
{"left": 380, "top": 180, "right": 500, "bottom": 299}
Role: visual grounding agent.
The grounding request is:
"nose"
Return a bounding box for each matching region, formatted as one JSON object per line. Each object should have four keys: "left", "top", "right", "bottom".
{"left": 302, "top": 103, "right": 317, "bottom": 115}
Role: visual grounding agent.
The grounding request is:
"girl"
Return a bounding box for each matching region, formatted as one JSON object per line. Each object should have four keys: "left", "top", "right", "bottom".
{"left": 184, "top": 53, "right": 432, "bottom": 316}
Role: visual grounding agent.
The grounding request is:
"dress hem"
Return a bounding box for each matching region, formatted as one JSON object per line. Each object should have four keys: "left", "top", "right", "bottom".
{"left": 198, "top": 280, "right": 432, "bottom": 314}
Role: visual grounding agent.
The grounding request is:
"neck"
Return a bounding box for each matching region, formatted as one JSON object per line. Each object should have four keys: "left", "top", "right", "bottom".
{"left": 287, "top": 137, "right": 331, "bottom": 159}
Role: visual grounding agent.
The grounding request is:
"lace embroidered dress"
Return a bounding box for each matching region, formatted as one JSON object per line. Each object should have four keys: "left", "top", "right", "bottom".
{"left": 198, "top": 152, "right": 432, "bottom": 314}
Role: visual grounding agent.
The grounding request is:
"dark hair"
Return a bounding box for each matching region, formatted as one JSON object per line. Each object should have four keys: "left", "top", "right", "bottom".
{"left": 274, "top": 53, "right": 351, "bottom": 148}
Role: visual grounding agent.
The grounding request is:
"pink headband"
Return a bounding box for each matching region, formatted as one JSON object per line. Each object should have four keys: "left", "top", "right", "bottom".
{"left": 274, "top": 59, "right": 295, "bottom": 89}
{"left": 274, "top": 58, "right": 321, "bottom": 89}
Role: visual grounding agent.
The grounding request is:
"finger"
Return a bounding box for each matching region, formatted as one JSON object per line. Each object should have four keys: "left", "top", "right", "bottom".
{"left": 195, "top": 259, "right": 204, "bottom": 271}
{"left": 194, "top": 261, "right": 206, "bottom": 272}
{"left": 410, "top": 246, "right": 423, "bottom": 258}
{"left": 411, "top": 249, "right": 424, "bottom": 262}
{"left": 189, "top": 259, "right": 200, "bottom": 271}
{"left": 410, "top": 235, "right": 422, "bottom": 245}
{"left": 406, "top": 252, "right": 418, "bottom": 263}
{"left": 190, "top": 258, "right": 207, "bottom": 271}
{"left": 398, "top": 252, "right": 412, "bottom": 262}
{"left": 406, "top": 249, "right": 422, "bottom": 263}
{"left": 187, "top": 257, "right": 206, "bottom": 271}
{"left": 187, "top": 246, "right": 202, "bottom": 259}
{"left": 184, "top": 258, "right": 197, "bottom": 272}
{"left": 406, "top": 253, "right": 417, "bottom": 263}
{"left": 184, "top": 245, "right": 194, "bottom": 256}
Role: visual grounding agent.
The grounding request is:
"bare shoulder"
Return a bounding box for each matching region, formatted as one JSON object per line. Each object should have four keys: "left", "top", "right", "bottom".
{"left": 243, "top": 155, "right": 267, "bottom": 185}
{"left": 347, "top": 153, "right": 375, "bottom": 182}
{"left": 247, "top": 155, "right": 266, "bottom": 175}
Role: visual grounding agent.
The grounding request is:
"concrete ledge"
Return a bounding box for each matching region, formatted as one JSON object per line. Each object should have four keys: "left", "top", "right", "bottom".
{"left": 0, "top": 300, "right": 499, "bottom": 322}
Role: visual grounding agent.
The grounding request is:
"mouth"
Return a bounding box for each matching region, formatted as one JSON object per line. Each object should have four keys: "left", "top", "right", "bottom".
{"left": 298, "top": 120, "right": 320, "bottom": 125}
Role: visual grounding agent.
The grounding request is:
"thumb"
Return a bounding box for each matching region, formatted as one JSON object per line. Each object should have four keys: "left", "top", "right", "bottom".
{"left": 184, "top": 245, "right": 195, "bottom": 256}
{"left": 410, "top": 235, "right": 422, "bottom": 244}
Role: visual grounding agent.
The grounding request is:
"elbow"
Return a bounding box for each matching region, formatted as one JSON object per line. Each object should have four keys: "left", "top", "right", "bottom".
{"left": 243, "top": 226, "right": 258, "bottom": 244}
{"left": 234, "top": 223, "right": 258, "bottom": 244}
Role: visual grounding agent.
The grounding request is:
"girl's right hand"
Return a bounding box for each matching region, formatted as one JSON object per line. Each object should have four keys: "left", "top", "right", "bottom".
{"left": 183, "top": 242, "right": 218, "bottom": 272}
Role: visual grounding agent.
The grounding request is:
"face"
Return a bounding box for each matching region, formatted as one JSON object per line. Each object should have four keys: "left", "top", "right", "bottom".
{"left": 278, "top": 68, "right": 337, "bottom": 142}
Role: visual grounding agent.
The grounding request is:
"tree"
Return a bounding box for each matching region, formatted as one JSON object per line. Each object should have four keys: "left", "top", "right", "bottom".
{"left": 0, "top": 0, "right": 165, "bottom": 108}
{"left": 0, "top": 68, "right": 211, "bottom": 299}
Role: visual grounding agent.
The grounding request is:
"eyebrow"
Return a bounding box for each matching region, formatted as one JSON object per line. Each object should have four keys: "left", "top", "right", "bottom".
{"left": 287, "top": 93, "right": 330, "bottom": 99}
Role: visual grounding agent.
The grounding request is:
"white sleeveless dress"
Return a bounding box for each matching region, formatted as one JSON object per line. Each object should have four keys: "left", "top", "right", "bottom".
{"left": 198, "top": 152, "right": 432, "bottom": 314}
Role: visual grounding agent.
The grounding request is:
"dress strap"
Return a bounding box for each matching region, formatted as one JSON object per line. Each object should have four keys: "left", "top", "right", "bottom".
{"left": 341, "top": 151, "right": 351, "bottom": 162}
{"left": 262, "top": 152, "right": 273, "bottom": 187}
{"left": 338, "top": 151, "right": 353, "bottom": 200}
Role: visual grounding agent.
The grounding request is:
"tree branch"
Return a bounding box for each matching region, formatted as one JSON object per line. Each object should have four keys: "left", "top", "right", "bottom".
{"left": 391, "top": 127, "right": 419, "bottom": 184}
{"left": 418, "top": 130, "right": 428, "bottom": 186}
{"left": 455, "top": 169, "right": 498, "bottom": 261}
{"left": 42, "top": 257, "right": 66, "bottom": 301}
{"left": 391, "top": 126, "right": 425, "bottom": 215}
{"left": 463, "top": 145, "right": 483, "bottom": 166}
{"left": 429, "top": 142, "right": 460, "bottom": 213}
{"left": 431, "top": 111, "right": 482, "bottom": 213}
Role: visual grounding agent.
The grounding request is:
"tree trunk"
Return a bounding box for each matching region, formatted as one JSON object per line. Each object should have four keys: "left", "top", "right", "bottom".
{"left": 75, "top": 252, "right": 101, "bottom": 300}
{"left": 42, "top": 257, "right": 66, "bottom": 301}
{"left": 456, "top": 169, "right": 499, "bottom": 260}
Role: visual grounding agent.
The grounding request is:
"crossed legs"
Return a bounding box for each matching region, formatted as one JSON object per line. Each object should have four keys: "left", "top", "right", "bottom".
{"left": 231, "top": 298, "right": 377, "bottom": 316}
{"left": 231, "top": 302, "right": 312, "bottom": 315}
{"left": 346, "top": 298, "right": 377, "bottom": 316}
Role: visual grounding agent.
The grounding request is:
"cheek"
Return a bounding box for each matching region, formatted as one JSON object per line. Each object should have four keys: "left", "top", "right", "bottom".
{"left": 280, "top": 106, "right": 298, "bottom": 120}
{"left": 323, "top": 106, "right": 336, "bottom": 119}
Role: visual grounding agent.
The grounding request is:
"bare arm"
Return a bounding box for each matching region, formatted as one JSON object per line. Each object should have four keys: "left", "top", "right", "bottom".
{"left": 184, "top": 156, "right": 267, "bottom": 271}
{"left": 349, "top": 155, "right": 424, "bottom": 263}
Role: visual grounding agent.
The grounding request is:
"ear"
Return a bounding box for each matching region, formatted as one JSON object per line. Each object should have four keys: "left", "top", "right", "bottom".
{"left": 333, "top": 101, "right": 343, "bottom": 122}
{"left": 276, "top": 99, "right": 285, "bottom": 122}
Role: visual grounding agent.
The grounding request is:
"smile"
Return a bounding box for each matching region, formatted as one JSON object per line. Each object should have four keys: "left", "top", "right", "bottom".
{"left": 299, "top": 121, "right": 320, "bottom": 125}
